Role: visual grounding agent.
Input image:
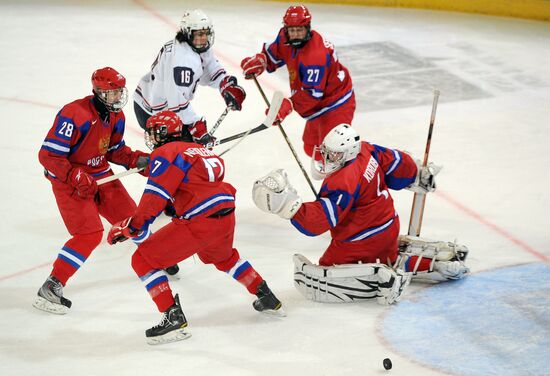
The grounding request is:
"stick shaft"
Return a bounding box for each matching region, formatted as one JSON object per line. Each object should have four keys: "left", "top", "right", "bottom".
{"left": 408, "top": 90, "right": 440, "bottom": 236}
{"left": 252, "top": 76, "right": 317, "bottom": 198}
{"left": 97, "top": 167, "right": 143, "bottom": 186}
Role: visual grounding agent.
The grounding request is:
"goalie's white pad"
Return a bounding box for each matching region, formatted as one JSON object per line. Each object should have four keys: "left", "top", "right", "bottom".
{"left": 252, "top": 169, "right": 303, "bottom": 219}
{"left": 406, "top": 158, "right": 442, "bottom": 194}
{"left": 293, "top": 254, "right": 410, "bottom": 305}
{"left": 398, "top": 235, "right": 469, "bottom": 261}
{"left": 396, "top": 235, "right": 470, "bottom": 282}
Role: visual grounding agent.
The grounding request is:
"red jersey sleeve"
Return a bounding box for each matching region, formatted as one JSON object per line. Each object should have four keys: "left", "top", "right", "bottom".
{"left": 38, "top": 106, "right": 85, "bottom": 182}
{"left": 290, "top": 169, "right": 359, "bottom": 237}
{"left": 371, "top": 144, "right": 417, "bottom": 190}
{"left": 131, "top": 148, "right": 190, "bottom": 229}
{"left": 262, "top": 29, "right": 287, "bottom": 72}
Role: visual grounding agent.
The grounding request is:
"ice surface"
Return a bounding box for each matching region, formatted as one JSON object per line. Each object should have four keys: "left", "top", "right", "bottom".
{"left": 1, "top": 1, "right": 549, "bottom": 375}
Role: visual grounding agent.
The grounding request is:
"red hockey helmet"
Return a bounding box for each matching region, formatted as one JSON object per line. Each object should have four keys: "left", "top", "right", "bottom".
{"left": 283, "top": 5, "right": 312, "bottom": 27}
{"left": 91, "top": 67, "right": 128, "bottom": 112}
{"left": 145, "top": 110, "right": 192, "bottom": 150}
{"left": 283, "top": 5, "right": 312, "bottom": 48}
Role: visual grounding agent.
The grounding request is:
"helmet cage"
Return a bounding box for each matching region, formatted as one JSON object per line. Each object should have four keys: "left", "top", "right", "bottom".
{"left": 94, "top": 87, "right": 128, "bottom": 113}
{"left": 145, "top": 124, "right": 182, "bottom": 150}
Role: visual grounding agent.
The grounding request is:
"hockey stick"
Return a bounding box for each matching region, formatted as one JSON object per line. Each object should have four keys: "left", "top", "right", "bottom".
{"left": 97, "top": 108, "right": 229, "bottom": 186}
{"left": 97, "top": 167, "right": 144, "bottom": 186}
{"left": 252, "top": 76, "right": 317, "bottom": 198}
{"left": 407, "top": 89, "right": 440, "bottom": 236}
{"left": 219, "top": 91, "right": 283, "bottom": 157}
{"left": 208, "top": 106, "right": 230, "bottom": 136}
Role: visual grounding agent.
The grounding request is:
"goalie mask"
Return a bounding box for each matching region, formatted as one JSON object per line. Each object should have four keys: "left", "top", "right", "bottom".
{"left": 91, "top": 67, "right": 128, "bottom": 113}
{"left": 315, "top": 124, "right": 361, "bottom": 175}
{"left": 179, "top": 9, "right": 215, "bottom": 53}
{"left": 283, "top": 5, "right": 312, "bottom": 48}
{"left": 145, "top": 110, "right": 192, "bottom": 150}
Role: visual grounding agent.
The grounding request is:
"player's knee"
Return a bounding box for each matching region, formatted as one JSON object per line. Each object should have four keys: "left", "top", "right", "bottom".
{"left": 131, "top": 251, "right": 150, "bottom": 275}
{"left": 211, "top": 248, "right": 240, "bottom": 272}
{"left": 70, "top": 230, "right": 103, "bottom": 251}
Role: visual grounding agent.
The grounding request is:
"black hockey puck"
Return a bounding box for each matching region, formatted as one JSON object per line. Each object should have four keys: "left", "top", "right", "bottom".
{"left": 383, "top": 358, "right": 392, "bottom": 370}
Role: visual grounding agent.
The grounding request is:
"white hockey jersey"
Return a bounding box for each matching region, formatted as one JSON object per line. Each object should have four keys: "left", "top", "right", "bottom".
{"left": 134, "top": 39, "right": 228, "bottom": 124}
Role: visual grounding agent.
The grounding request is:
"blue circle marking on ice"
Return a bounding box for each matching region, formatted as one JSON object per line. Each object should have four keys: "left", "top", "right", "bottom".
{"left": 382, "top": 263, "right": 550, "bottom": 376}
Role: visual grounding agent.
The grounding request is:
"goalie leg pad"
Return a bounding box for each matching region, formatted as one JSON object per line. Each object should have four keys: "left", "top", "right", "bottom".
{"left": 396, "top": 235, "right": 470, "bottom": 282}
{"left": 293, "top": 254, "right": 408, "bottom": 304}
{"left": 398, "top": 235, "right": 469, "bottom": 262}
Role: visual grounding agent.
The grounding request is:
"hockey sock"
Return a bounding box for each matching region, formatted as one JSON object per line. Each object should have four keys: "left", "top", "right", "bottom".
{"left": 403, "top": 255, "right": 433, "bottom": 273}
{"left": 215, "top": 249, "right": 263, "bottom": 294}
{"left": 132, "top": 251, "right": 174, "bottom": 312}
{"left": 51, "top": 231, "right": 103, "bottom": 285}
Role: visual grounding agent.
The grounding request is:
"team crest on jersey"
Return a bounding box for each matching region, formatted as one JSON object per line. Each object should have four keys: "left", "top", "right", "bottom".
{"left": 289, "top": 69, "right": 297, "bottom": 85}
{"left": 98, "top": 136, "right": 110, "bottom": 155}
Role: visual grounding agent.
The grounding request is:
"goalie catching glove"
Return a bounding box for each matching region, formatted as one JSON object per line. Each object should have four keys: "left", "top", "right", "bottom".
{"left": 407, "top": 158, "right": 442, "bottom": 194}
{"left": 252, "top": 169, "right": 302, "bottom": 219}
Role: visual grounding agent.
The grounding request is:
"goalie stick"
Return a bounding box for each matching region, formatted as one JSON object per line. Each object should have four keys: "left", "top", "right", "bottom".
{"left": 252, "top": 76, "right": 318, "bottom": 198}
{"left": 408, "top": 89, "right": 440, "bottom": 236}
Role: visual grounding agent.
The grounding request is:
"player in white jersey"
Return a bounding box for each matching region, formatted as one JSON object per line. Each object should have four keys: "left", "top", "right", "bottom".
{"left": 133, "top": 9, "right": 246, "bottom": 145}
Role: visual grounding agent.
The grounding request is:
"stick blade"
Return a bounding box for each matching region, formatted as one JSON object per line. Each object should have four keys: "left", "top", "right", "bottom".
{"left": 263, "top": 91, "right": 284, "bottom": 127}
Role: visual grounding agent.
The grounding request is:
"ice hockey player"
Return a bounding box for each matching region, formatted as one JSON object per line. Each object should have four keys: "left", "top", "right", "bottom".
{"left": 133, "top": 9, "right": 246, "bottom": 146}
{"left": 241, "top": 4, "right": 355, "bottom": 179}
{"left": 252, "top": 124, "right": 469, "bottom": 304}
{"left": 107, "top": 110, "right": 284, "bottom": 345}
{"left": 33, "top": 67, "right": 150, "bottom": 315}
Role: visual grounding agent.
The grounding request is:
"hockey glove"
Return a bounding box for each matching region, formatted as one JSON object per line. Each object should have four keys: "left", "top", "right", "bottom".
{"left": 129, "top": 150, "right": 150, "bottom": 170}
{"left": 68, "top": 167, "right": 98, "bottom": 199}
{"left": 265, "top": 98, "right": 293, "bottom": 126}
{"left": 107, "top": 217, "right": 140, "bottom": 245}
{"left": 241, "top": 53, "right": 267, "bottom": 79}
{"left": 220, "top": 76, "right": 246, "bottom": 111}
{"left": 252, "top": 169, "right": 303, "bottom": 219}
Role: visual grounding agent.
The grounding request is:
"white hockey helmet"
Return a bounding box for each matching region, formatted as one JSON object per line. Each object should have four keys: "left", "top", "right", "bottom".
{"left": 180, "top": 9, "right": 214, "bottom": 53}
{"left": 318, "top": 124, "right": 361, "bottom": 175}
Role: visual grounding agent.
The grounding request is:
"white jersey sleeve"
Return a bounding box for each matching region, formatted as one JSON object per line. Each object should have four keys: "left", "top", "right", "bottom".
{"left": 198, "top": 48, "right": 227, "bottom": 90}
{"left": 134, "top": 39, "right": 227, "bottom": 125}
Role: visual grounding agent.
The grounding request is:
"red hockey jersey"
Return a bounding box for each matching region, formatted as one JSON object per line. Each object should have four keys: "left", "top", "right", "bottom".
{"left": 39, "top": 96, "right": 137, "bottom": 182}
{"left": 291, "top": 142, "right": 417, "bottom": 241}
{"left": 263, "top": 29, "right": 353, "bottom": 120}
{"left": 131, "top": 142, "right": 236, "bottom": 230}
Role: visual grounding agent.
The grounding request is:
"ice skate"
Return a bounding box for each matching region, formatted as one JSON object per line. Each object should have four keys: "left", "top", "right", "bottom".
{"left": 164, "top": 264, "right": 180, "bottom": 280}
{"left": 253, "top": 281, "right": 286, "bottom": 317}
{"left": 145, "top": 294, "right": 191, "bottom": 345}
{"left": 32, "top": 276, "right": 72, "bottom": 315}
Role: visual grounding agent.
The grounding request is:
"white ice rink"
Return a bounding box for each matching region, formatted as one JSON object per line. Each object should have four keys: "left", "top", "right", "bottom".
{"left": 1, "top": 1, "right": 549, "bottom": 375}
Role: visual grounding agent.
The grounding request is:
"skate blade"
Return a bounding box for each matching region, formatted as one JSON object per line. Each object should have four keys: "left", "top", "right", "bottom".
{"left": 260, "top": 306, "right": 287, "bottom": 317}
{"left": 146, "top": 329, "right": 192, "bottom": 345}
{"left": 32, "top": 296, "right": 69, "bottom": 315}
